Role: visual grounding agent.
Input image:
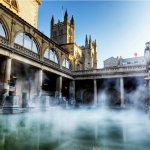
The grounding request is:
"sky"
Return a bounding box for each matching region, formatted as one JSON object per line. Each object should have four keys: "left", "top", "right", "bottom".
{"left": 38, "top": 0, "right": 150, "bottom": 68}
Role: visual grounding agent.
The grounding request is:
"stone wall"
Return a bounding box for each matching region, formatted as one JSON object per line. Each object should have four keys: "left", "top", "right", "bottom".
{"left": 0, "top": 0, "right": 41, "bottom": 28}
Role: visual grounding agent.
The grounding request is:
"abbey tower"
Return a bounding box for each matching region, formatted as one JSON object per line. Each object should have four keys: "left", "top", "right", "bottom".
{"left": 0, "top": 0, "right": 98, "bottom": 70}
{"left": 51, "top": 10, "right": 74, "bottom": 45}
{"left": 50, "top": 10, "right": 97, "bottom": 70}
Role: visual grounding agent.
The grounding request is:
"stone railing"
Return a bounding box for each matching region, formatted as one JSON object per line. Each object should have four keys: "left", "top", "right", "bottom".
{"left": 62, "top": 66, "right": 72, "bottom": 74}
{"left": 73, "top": 65, "right": 147, "bottom": 76}
{"left": 14, "top": 44, "right": 39, "bottom": 60}
{"left": 43, "top": 58, "right": 60, "bottom": 68}
{"left": 0, "top": 40, "right": 72, "bottom": 75}
{"left": 0, "top": 36, "right": 9, "bottom": 46}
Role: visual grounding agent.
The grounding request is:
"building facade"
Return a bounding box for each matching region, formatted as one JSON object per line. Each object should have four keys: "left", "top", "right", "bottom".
{"left": 0, "top": 0, "right": 41, "bottom": 28}
{"left": 104, "top": 56, "right": 145, "bottom": 68}
{"left": 51, "top": 10, "right": 97, "bottom": 71}
{"left": 0, "top": 0, "right": 148, "bottom": 108}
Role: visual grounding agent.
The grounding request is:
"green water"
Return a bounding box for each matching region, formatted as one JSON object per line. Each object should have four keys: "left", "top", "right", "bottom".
{"left": 0, "top": 108, "right": 150, "bottom": 150}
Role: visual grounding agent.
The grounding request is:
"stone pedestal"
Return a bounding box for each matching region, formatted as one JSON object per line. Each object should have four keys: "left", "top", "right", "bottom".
{"left": 2, "top": 92, "right": 20, "bottom": 114}
{"left": 40, "top": 95, "right": 49, "bottom": 111}
{"left": 21, "top": 92, "right": 29, "bottom": 112}
{"left": 22, "top": 92, "right": 28, "bottom": 108}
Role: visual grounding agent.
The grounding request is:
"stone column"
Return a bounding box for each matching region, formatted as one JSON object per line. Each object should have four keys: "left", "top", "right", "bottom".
{"left": 69, "top": 80, "right": 75, "bottom": 100}
{"left": 120, "top": 77, "right": 125, "bottom": 107}
{"left": 38, "top": 69, "right": 43, "bottom": 96}
{"left": 55, "top": 76, "right": 62, "bottom": 98}
{"left": 4, "top": 57, "right": 12, "bottom": 94}
{"left": 94, "top": 79, "right": 98, "bottom": 105}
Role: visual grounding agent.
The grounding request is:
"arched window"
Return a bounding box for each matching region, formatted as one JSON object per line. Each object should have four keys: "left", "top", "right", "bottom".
{"left": 44, "top": 48, "right": 58, "bottom": 63}
{"left": 0, "top": 21, "right": 6, "bottom": 38}
{"left": 14, "top": 33, "right": 38, "bottom": 53}
{"left": 63, "top": 58, "right": 70, "bottom": 69}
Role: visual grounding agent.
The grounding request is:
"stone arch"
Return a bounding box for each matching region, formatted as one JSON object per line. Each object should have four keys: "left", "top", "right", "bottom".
{"left": 82, "top": 89, "right": 94, "bottom": 105}
{"left": 13, "top": 31, "right": 40, "bottom": 54}
{"left": 43, "top": 47, "right": 60, "bottom": 64}
{"left": 104, "top": 87, "right": 121, "bottom": 106}
{"left": 0, "top": 16, "right": 11, "bottom": 40}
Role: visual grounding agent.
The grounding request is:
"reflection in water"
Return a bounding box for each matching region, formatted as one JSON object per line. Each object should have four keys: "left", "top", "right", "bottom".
{"left": 0, "top": 108, "right": 150, "bottom": 150}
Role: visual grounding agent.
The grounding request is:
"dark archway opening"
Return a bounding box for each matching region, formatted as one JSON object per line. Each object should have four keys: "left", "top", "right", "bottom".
{"left": 124, "top": 77, "right": 148, "bottom": 108}
{"left": 42, "top": 71, "right": 57, "bottom": 96}
{"left": 75, "top": 80, "right": 94, "bottom": 105}
{"left": 97, "top": 78, "right": 120, "bottom": 107}
{"left": 62, "top": 77, "right": 70, "bottom": 99}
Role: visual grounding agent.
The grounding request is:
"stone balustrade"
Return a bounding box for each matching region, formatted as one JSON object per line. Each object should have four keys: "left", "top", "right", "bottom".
{"left": 0, "top": 39, "right": 72, "bottom": 76}
{"left": 73, "top": 65, "right": 147, "bottom": 77}
{"left": 14, "top": 44, "right": 39, "bottom": 59}
{"left": 0, "top": 36, "right": 8, "bottom": 46}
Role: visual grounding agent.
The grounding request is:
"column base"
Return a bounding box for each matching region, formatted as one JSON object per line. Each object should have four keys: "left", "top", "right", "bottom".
{"left": 2, "top": 106, "right": 20, "bottom": 114}
{"left": 39, "top": 95, "right": 50, "bottom": 111}
{"left": 121, "top": 104, "right": 125, "bottom": 108}
{"left": 55, "top": 91, "right": 62, "bottom": 98}
{"left": 2, "top": 95, "right": 20, "bottom": 114}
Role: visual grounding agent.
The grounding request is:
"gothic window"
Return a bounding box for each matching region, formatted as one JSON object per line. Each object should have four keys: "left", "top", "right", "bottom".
{"left": 63, "top": 58, "right": 70, "bottom": 69}
{"left": 14, "top": 33, "right": 38, "bottom": 53}
{"left": 44, "top": 48, "right": 58, "bottom": 64}
{"left": 4, "top": 0, "right": 18, "bottom": 11}
{"left": 0, "top": 21, "right": 6, "bottom": 38}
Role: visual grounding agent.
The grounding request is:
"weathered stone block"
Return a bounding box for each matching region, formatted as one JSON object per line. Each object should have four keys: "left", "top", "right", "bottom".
{"left": 2, "top": 95, "right": 20, "bottom": 114}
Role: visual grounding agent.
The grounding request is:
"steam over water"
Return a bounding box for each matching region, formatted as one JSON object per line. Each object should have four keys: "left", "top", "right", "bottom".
{"left": 0, "top": 108, "right": 150, "bottom": 150}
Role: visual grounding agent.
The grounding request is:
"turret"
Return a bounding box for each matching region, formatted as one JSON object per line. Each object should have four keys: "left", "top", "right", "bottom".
{"left": 50, "top": 11, "right": 75, "bottom": 45}
{"left": 89, "top": 35, "right": 92, "bottom": 48}
{"left": 144, "top": 42, "right": 150, "bottom": 66}
{"left": 94, "top": 39, "right": 97, "bottom": 50}
{"left": 93, "top": 39, "right": 97, "bottom": 69}
{"left": 64, "top": 10, "right": 68, "bottom": 24}
{"left": 51, "top": 15, "right": 54, "bottom": 28}
{"left": 70, "top": 15, "right": 74, "bottom": 27}
{"left": 85, "top": 34, "right": 88, "bottom": 46}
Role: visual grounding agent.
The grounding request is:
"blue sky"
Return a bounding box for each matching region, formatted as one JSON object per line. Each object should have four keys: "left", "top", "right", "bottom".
{"left": 38, "top": 1, "right": 150, "bottom": 68}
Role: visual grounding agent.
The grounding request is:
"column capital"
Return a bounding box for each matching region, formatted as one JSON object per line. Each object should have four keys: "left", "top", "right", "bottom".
{"left": 7, "top": 56, "right": 12, "bottom": 60}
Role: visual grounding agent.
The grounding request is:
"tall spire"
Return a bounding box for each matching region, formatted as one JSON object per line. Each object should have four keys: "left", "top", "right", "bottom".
{"left": 64, "top": 10, "right": 68, "bottom": 24}
{"left": 70, "top": 15, "right": 74, "bottom": 26}
{"left": 85, "top": 34, "right": 88, "bottom": 46}
{"left": 51, "top": 15, "right": 54, "bottom": 28}
{"left": 89, "top": 35, "right": 92, "bottom": 44}
{"left": 94, "top": 39, "right": 97, "bottom": 49}
{"left": 89, "top": 35, "right": 92, "bottom": 48}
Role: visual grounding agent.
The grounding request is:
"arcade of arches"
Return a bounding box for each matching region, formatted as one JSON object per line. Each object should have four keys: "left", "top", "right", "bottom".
{"left": 0, "top": 3, "right": 148, "bottom": 108}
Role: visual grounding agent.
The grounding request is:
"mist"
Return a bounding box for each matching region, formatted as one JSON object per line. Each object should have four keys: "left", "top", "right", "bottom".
{"left": 1, "top": 62, "right": 150, "bottom": 150}
{"left": 0, "top": 108, "right": 150, "bottom": 150}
